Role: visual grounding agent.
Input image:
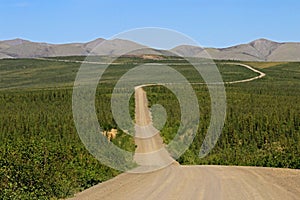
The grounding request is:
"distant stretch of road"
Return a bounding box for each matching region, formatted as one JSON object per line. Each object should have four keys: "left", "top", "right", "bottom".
{"left": 39, "top": 58, "right": 266, "bottom": 85}
{"left": 224, "top": 63, "right": 266, "bottom": 84}
{"left": 69, "top": 87, "right": 300, "bottom": 200}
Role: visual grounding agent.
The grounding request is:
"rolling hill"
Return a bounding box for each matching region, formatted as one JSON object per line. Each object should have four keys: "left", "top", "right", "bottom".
{"left": 1, "top": 38, "right": 300, "bottom": 61}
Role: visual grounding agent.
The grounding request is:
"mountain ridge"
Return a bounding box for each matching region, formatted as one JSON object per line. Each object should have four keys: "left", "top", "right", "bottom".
{"left": 1, "top": 38, "right": 300, "bottom": 61}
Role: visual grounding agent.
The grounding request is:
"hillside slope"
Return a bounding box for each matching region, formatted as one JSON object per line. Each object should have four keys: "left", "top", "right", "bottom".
{"left": 1, "top": 38, "right": 300, "bottom": 61}
{"left": 172, "top": 39, "right": 300, "bottom": 61}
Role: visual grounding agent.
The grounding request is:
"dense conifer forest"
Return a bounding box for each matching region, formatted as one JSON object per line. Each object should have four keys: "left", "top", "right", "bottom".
{"left": 0, "top": 57, "right": 299, "bottom": 199}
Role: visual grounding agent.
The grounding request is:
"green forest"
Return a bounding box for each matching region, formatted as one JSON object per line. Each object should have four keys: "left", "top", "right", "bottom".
{"left": 0, "top": 57, "right": 299, "bottom": 199}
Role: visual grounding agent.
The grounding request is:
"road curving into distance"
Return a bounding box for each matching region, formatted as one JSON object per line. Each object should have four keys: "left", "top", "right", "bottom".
{"left": 64, "top": 58, "right": 299, "bottom": 199}
{"left": 38, "top": 58, "right": 266, "bottom": 86}
{"left": 69, "top": 86, "right": 300, "bottom": 200}
{"left": 224, "top": 62, "right": 266, "bottom": 84}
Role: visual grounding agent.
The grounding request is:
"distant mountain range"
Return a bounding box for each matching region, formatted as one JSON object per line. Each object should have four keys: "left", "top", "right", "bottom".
{"left": 1, "top": 38, "right": 300, "bottom": 61}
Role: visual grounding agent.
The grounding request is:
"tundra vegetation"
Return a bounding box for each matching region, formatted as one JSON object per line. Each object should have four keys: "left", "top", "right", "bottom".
{"left": 0, "top": 57, "right": 299, "bottom": 199}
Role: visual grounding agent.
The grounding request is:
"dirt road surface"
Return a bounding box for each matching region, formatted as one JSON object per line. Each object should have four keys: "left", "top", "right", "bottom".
{"left": 70, "top": 164, "right": 300, "bottom": 200}
{"left": 133, "top": 87, "right": 176, "bottom": 172}
{"left": 69, "top": 88, "right": 300, "bottom": 200}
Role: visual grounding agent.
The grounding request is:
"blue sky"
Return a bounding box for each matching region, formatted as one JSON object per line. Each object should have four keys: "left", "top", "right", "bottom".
{"left": 0, "top": 0, "right": 299, "bottom": 47}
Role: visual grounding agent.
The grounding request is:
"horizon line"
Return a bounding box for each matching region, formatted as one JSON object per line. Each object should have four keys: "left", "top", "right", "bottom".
{"left": 1, "top": 37, "right": 299, "bottom": 49}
